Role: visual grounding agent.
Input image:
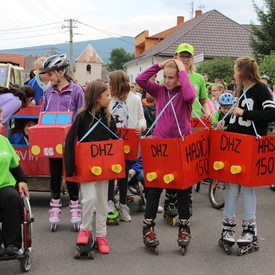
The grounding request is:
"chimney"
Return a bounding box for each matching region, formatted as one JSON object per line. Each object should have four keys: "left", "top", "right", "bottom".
{"left": 177, "top": 16, "right": 184, "bottom": 25}
{"left": 195, "top": 10, "right": 202, "bottom": 17}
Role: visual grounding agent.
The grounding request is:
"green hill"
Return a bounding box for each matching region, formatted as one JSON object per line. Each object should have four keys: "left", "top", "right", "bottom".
{"left": 0, "top": 36, "right": 134, "bottom": 65}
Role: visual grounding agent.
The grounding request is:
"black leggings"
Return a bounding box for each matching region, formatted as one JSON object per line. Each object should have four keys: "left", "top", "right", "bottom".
{"left": 145, "top": 187, "right": 192, "bottom": 221}
{"left": 0, "top": 186, "right": 23, "bottom": 248}
{"left": 49, "top": 158, "right": 79, "bottom": 201}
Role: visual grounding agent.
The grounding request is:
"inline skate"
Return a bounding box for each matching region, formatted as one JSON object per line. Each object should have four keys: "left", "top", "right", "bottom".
{"left": 219, "top": 218, "right": 236, "bottom": 255}
{"left": 49, "top": 199, "right": 62, "bottom": 232}
{"left": 143, "top": 219, "right": 159, "bottom": 255}
{"left": 163, "top": 192, "right": 178, "bottom": 226}
{"left": 70, "top": 200, "right": 82, "bottom": 232}
{"left": 237, "top": 219, "right": 259, "bottom": 256}
{"left": 177, "top": 219, "right": 191, "bottom": 255}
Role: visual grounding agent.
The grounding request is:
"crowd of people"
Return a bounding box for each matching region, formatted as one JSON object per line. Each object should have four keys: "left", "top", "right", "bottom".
{"left": 1, "top": 45, "right": 275, "bottom": 257}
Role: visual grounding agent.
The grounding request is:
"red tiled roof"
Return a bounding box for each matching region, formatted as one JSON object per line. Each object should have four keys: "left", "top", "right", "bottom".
{"left": 76, "top": 44, "right": 103, "bottom": 63}
{"left": 0, "top": 53, "right": 25, "bottom": 67}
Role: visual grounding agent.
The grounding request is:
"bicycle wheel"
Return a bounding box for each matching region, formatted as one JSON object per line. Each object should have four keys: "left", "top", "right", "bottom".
{"left": 208, "top": 179, "right": 226, "bottom": 209}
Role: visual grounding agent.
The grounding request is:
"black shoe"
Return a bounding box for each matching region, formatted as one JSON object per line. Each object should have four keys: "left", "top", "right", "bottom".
{"left": 5, "top": 245, "right": 19, "bottom": 256}
{"left": 0, "top": 246, "right": 4, "bottom": 257}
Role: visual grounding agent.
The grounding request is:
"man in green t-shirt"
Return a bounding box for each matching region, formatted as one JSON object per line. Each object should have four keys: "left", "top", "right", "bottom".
{"left": 0, "top": 107, "right": 29, "bottom": 257}
{"left": 174, "top": 43, "right": 213, "bottom": 121}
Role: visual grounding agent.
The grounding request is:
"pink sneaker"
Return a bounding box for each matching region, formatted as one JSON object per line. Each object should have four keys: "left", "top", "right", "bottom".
{"left": 95, "top": 237, "right": 110, "bottom": 254}
{"left": 77, "top": 230, "right": 91, "bottom": 244}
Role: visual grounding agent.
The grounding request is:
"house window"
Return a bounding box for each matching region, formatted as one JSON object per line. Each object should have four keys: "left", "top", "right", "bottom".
{"left": 86, "top": 64, "right": 91, "bottom": 74}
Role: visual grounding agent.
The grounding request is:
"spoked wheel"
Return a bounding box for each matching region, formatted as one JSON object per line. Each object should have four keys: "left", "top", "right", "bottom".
{"left": 208, "top": 179, "right": 226, "bottom": 209}
{"left": 20, "top": 254, "right": 32, "bottom": 272}
{"left": 138, "top": 181, "right": 146, "bottom": 211}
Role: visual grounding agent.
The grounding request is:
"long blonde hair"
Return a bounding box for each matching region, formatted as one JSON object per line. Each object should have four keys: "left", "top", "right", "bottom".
{"left": 235, "top": 56, "right": 261, "bottom": 97}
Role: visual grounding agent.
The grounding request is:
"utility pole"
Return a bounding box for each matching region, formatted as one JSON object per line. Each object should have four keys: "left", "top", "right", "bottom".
{"left": 63, "top": 19, "right": 78, "bottom": 73}
{"left": 47, "top": 47, "right": 59, "bottom": 56}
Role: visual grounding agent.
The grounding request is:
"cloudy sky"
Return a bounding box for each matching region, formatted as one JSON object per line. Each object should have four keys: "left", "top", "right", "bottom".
{"left": 0, "top": 0, "right": 264, "bottom": 50}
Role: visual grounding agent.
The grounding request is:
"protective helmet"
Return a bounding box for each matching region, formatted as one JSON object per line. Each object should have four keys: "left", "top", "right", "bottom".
{"left": 39, "top": 54, "right": 70, "bottom": 74}
{"left": 218, "top": 93, "right": 234, "bottom": 105}
{"left": 261, "top": 75, "right": 270, "bottom": 82}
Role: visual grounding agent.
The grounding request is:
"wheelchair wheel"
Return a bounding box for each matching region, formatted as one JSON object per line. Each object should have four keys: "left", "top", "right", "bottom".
{"left": 20, "top": 254, "right": 32, "bottom": 272}
{"left": 22, "top": 195, "right": 34, "bottom": 240}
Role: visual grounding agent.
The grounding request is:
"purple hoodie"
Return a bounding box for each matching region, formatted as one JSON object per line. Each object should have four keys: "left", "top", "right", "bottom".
{"left": 135, "top": 63, "right": 196, "bottom": 139}
{"left": 41, "top": 80, "right": 84, "bottom": 121}
{"left": 0, "top": 93, "right": 22, "bottom": 124}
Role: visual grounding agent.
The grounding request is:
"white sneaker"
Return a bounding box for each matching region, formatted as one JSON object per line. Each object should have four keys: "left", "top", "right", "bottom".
{"left": 116, "top": 202, "right": 131, "bottom": 222}
{"left": 157, "top": 206, "right": 164, "bottom": 213}
{"left": 107, "top": 200, "right": 115, "bottom": 214}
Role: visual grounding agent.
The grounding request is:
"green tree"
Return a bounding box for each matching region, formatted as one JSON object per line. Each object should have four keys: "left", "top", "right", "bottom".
{"left": 250, "top": 0, "right": 275, "bottom": 60}
{"left": 107, "top": 48, "right": 134, "bottom": 71}
{"left": 196, "top": 57, "right": 235, "bottom": 85}
{"left": 258, "top": 51, "right": 275, "bottom": 87}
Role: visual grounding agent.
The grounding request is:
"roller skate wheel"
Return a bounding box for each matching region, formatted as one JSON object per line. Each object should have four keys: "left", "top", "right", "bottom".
{"left": 226, "top": 246, "right": 233, "bottom": 255}
{"left": 74, "top": 223, "right": 80, "bottom": 232}
{"left": 170, "top": 218, "right": 176, "bottom": 227}
{"left": 152, "top": 247, "right": 159, "bottom": 255}
{"left": 74, "top": 251, "right": 81, "bottom": 259}
{"left": 237, "top": 247, "right": 243, "bottom": 256}
{"left": 87, "top": 251, "right": 95, "bottom": 259}
{"left": 20, "top": 255, "right": 32, "bottom": 272}
{"left": 115, "top": 218, "right": 120, "bottom": 225}
{"left": 51, "top": 223, "right": 57, "bottom": 232}
{"left": 181, "top": 246, "right": 187, "bottom": 255}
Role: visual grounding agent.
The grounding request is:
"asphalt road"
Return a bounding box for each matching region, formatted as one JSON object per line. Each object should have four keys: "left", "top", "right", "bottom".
{"left": 1, "top": 183, "right": 275, "bottom": 275}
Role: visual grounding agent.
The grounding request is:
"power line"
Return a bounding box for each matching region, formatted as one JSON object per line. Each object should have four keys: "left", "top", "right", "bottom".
{"left": 38, "top": 0, "right": 64, "bottom": 21}
{"left": 1, "top": 27, "right": 62, "bottom": 36}
{"left": 0, "top": 31, "right": 67, "bottom": 41}
{"left": 0, "top": 22, "right": 61, "bottom": 32}
{"left": 77, "top": 21, "right": 134, "bottom": 46}
{"left": 17, "top": 0, "right": 62, "bottom": 29}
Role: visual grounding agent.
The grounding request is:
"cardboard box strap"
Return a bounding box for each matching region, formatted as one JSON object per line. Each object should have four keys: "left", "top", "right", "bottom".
{"left": 78, "top": 116, "right": 120, "bottom": 143}
{"left": 142, "top": 93, "right": 179, "bottom": 138}
{"left": 111, "top": 100, "right": 138, "bottom": 128}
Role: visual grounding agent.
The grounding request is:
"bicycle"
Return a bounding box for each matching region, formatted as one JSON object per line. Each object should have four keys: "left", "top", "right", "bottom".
{"left": 208, "top": 179, "right": 227, "bottom": 209}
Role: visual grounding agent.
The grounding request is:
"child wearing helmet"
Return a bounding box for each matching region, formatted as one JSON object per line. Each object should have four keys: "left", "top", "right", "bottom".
{"left": 212, "top": 92, "right": 235, "bottom": 128}
{"left": 261, "top": 75, "right": 274, "bottom": 99}
{"left": 40, "top": 54, "right": 85, "bottom": 231}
